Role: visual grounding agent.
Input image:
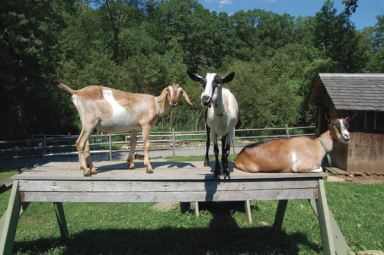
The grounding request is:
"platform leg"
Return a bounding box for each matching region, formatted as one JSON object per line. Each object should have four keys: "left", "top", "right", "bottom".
{"left": 0, "top": 180, "right": 21, "bottom": 255}
{"left": 316, "top": 179, "right": 336, "bottom": 255}
{"left": 309, "top": 199, "right": 353, "bottom": 255}
{"left": 194, "top": 202, "right": 200, "bottom": 217}
{"left": 273, "top": 200, "right": 288, "bottom": 231}
{"left": 245, "top": 200, "right": 252, "bottom": 224}
{"left": 53, "top": 202, "right": 69, "bottom": 240}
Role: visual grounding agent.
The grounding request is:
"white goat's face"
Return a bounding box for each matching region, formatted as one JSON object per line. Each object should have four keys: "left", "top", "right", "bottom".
{"left": 201, "top": 73, "right": 221, "bottom": 106}
{"left": 187, "top": 69, "right": 235, "bottom": 107}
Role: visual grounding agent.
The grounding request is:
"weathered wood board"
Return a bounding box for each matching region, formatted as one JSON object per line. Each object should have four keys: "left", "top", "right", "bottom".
{"left": 13, "top": 161, "right": 325, "bottom": 203}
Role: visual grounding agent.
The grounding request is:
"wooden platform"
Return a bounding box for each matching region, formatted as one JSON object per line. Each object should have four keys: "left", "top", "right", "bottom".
{"left": 0, "top": 161, "right": 352, "bottom": 255}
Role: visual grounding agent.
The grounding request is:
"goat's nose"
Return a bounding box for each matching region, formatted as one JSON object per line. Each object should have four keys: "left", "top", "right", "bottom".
{"left": 202, "top": 95, "right": 210, "bottom": 102}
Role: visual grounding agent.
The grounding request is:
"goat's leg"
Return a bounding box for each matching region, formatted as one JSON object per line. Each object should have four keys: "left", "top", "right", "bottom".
{"left": 213, "top": 133, "right": 220, "bottom": 177}
{"left": 142, "top": 126, "right": 153, "bottom": 174}
{"left": 204, "top": 123, "right": 210, "bottom": 167}
{"left": 127, "top": 130, "right": 137, "bottom": 169}
{"left": 221, "top": 135, "right": 231, "bottom": 179}
{"left": 84, "top": 140, "right": 96, "bottom": 174}
{"left": 76, "top": 128, "right": 94, "bottom": 176}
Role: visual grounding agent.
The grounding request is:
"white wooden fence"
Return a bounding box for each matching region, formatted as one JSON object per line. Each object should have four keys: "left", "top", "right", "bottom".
{"left": 0, "top": 125, "right": 315, "bottom": 160}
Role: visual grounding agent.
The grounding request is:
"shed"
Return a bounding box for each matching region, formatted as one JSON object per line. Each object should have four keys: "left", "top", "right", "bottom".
{"left": 309, "top": 73, "right": 384, "bottom": 174}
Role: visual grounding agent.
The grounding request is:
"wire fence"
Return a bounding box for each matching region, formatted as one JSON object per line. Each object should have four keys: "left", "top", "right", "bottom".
{"left": 0, "top": 125, "right": 316, "bottom": 160}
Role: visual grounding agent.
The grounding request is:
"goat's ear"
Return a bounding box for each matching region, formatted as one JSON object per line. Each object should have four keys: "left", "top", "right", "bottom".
{"left": 345, "top": 113, "right": 357, "bottom": 123}
{"left": 187, "top": 68, "right": 202, "bottom": 82}
{"left": 181, "top": 88, "right": 193, "bottom": 106}
{"left": 157, "top": 87, "right": 169, "bottom": 102}
{"left": 222, "top": 72, "right": 235, "bottom": 83}
{"left": 324, "top": 112, "right": 331, "bottom": 124}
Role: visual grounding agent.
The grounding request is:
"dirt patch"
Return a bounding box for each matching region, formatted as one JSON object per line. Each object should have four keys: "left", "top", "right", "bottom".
{"left": 327, "top": 174, "right": 384, "bottom": 184}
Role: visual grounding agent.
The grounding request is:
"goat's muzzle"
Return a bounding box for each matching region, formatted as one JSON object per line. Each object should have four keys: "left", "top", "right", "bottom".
{"left": 201, "top": 95, "right": 211, "bottom": 106}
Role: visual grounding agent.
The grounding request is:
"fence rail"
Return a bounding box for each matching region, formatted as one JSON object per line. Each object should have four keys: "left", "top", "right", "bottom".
{"left": 0, "top": 126, "right": 316, "bottom": 160}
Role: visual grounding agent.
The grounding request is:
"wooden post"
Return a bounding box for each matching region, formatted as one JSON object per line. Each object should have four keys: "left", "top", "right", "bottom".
{"left": 108, "top": 134, "right": 112, "bottom": 161}
{"left": 194, "top": 202, "right": 199, "bottom": 217}
{"left": 42, "top": 134, "right": 47, "bottom": 158}
{"left": 273, "top": 200, "right": 288, "bottom": 231}
{"left": 285, "top": 124, "right": 290, "bottom": 138}
{"left": 53, "top": 203, "right": 69, "bottom": 240}
{"left": 245, "top": 200, "right": 252, "bottom": 224}
{"left": 316, "top": 179, "right": 336, "bottom": 255}
{"left": 309, "top": 199, "right": 352, "bottom": 255}
{"left": 0, "top": 181, "right": 21, "bottom": 255}
{"left": 232, "top": 129, "right": 236, "bottom": 155}
{"left": 172, "top": 128, "right": 176, "bottom": 157}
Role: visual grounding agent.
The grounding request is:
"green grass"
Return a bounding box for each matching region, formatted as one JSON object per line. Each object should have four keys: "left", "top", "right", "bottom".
{"left": 0, "top": 169, "right": 382, "bottom": 254}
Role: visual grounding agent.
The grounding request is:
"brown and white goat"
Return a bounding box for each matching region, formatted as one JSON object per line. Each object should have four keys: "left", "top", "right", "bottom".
{"left": 56, "top": 82, "right": 192, "bottom": 176}
{"left": 187, "top": 69, "right": 239, "bottom": 178}
{"left": 234, "top": 117, "right": 351, "bottom": 173}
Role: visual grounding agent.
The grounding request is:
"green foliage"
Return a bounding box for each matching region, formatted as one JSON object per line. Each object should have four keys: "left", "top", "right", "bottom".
{"left": 1, "top": 0, "right": 382, "bottom": 138}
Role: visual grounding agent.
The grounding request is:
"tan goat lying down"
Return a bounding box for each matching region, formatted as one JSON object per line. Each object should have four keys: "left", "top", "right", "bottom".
{"left": 234, "top": 117, "right": 351, "bottom": 173}
{"left": 56, "top": 82, "right": 192, "bottom": 176}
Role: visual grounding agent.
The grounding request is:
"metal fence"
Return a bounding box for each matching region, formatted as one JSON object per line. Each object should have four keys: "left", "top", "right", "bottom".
{"left": 0, "top": 125, "right": 316, "bottom": 160}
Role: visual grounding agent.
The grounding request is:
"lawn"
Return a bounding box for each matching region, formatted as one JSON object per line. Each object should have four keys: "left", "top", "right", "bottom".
{"left": 0, "top": 166, "right": 383, "bottom": 254}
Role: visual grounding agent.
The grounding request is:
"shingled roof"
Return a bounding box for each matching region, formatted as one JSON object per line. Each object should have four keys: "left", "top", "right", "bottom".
{"left": 309, "top": 73, "right": 384, "bottom": 111}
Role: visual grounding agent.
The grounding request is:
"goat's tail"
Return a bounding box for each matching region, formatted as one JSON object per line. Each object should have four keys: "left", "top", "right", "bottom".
{"left": 52, "top": 80, "right": 75, "bottom": 95}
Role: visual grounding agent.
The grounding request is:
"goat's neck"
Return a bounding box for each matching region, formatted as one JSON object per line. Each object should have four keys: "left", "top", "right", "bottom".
{"left": 213, "top": 87, "right": 225, "bottom": 116}
{"left": 318, "top": 130, "right": 334, "bottom": 154}
{"left": 155, "top": 96, "right": 170, "bottom": 115}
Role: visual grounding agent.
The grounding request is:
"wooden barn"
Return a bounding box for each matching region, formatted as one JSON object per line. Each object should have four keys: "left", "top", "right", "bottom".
{"left": 309, "top": 73, "right": 384, "bottom": 174}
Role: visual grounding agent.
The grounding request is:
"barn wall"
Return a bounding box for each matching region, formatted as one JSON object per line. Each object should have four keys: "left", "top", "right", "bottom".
{"left": 332, "top": 132, "right": 384, "bottom": 174}
{"left": 347, "top": 132, "right": 384, "bottom": 173}
{"left": 331, "top": 141, "right": 348, "bottom": 170}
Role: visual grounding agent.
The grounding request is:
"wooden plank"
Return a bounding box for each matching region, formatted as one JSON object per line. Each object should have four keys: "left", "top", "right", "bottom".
{"left": 11, "top": 161, "right": 327, "bottom": 181}
{"left": 316, "top": 179, "right": 336, "bottom": 255}
{"left": 0, "top": 181, "right": 21, "bottom": 255}
{"left": 18, "top": 180, "right": 319, "bottom": 192}
{"left": 20, "top": 188, "right": 318, "bottom": 203}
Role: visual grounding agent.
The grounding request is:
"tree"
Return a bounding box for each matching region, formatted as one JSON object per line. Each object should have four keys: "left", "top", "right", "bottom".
{"left": 0, "top": 0, "right": 69, "bottom": 139}
{"left": 313, "top": 0, "right": 368, "bottom": 72}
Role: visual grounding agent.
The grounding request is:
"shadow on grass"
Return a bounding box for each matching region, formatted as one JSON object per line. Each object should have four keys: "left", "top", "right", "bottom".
{"left": 14, "top": 203, "right": 321, "bottom": 255}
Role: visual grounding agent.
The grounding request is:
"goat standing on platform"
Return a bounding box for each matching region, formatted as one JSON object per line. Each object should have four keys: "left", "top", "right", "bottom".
{"left": 234, "top": 117, "right": 352, "bottom": 173}
{"left": 55, "top": 82, "right": 192, "bottom": 176}
{"left": 187, "top": 69, "right": 239, "bottom": 179}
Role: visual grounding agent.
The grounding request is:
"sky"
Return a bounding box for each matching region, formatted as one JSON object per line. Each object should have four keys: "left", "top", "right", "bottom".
{"left": 197, "top": 0, "right": 383, "bottom": 30}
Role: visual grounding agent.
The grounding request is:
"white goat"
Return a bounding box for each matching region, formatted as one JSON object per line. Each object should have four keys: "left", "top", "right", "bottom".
{"left": 56, "top": 81, "right": 192, "bottom": 176}
{"left": 187, "top": 69, "right": 239, "bottom": 178}
{"left": 234, "top": 117, "right": 352, "bottom": 173}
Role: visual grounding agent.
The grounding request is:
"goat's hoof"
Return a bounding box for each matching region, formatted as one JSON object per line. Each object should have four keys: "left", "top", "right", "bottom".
{"left": 128, "top": 164, "right": 135, "bottom": 170}
{"left": 146, "top": 169, "right": 154, "bottom": 174}
{"left": 83, "top": 170, "right": 92, "bottom": 177}
{"left": 204, "top": 160, "right": 210, "bottom": 167}
{"left": 224, "top": 173, "right": 230, "bottom": 180}
{"left": 90, "top": 167, "right": 97, "bottom": 175}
